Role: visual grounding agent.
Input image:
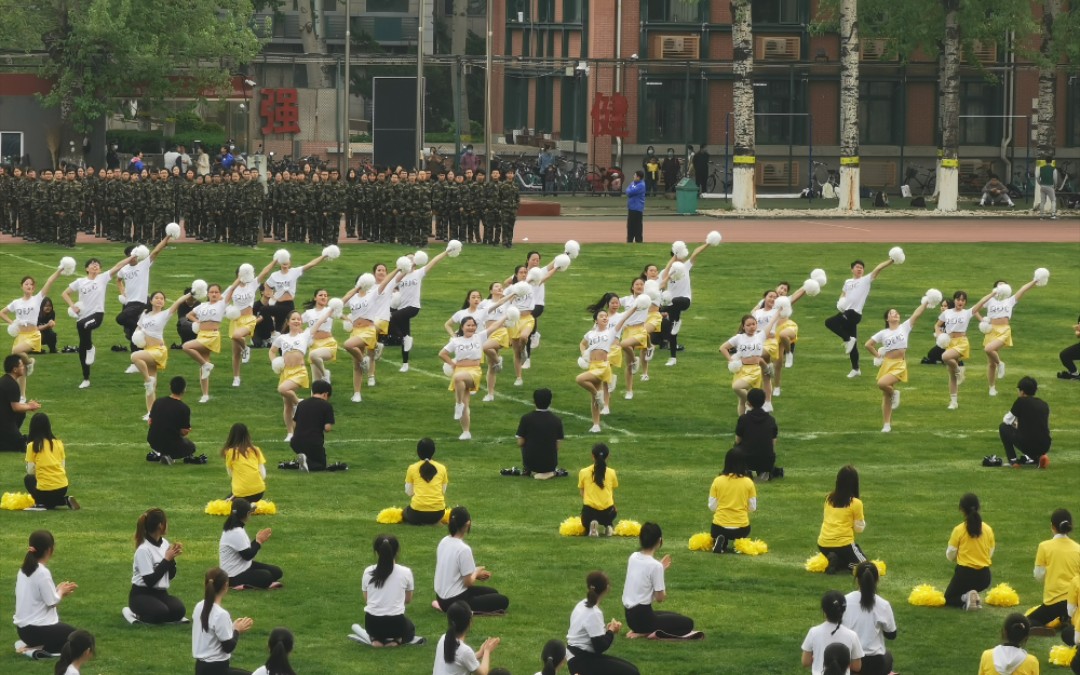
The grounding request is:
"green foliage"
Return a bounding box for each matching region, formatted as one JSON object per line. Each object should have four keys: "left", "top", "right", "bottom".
{"left": 107, "top": 129, "right": 227, "bottom": 155}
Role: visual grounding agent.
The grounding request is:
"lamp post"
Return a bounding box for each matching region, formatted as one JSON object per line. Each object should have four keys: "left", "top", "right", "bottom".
{"left": 483, "top": 0, "right": 493, "bottom": 175}
{"left": 242, "top": 78, "right": 257, "bottom": 161}
{"left": 572, "top": 61, "right": 587, "bottom": 194}
{"left": 417, "top": 0, "right": 426, "bottom": 171}
{"left": 342, "top": 0, "right": 351, "bottom": 174}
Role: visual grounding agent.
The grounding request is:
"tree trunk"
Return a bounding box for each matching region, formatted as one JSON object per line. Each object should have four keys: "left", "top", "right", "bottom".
{"left": 937, "top": 0, "right": 960, "bottom": 212}
{"left": 451, "top": 0, "right": 470, "bottom": 132}
{"left": 838, "top": 0, "right": 860, "bottom": 211}
{"left": 298, "top": 0, "right": 332, "bottom": 89}
{"left": 731, "top": 0, "right": 756, "bottom": 210}
{"left": 1035, "top": 0, "right": 1059, "bottom": 163}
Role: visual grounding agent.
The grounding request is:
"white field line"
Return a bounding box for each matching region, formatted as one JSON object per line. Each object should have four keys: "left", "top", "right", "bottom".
{"left": 0, "top": 250, "right": 56, "bottom": 269}
{"left": 803, "top": 220, "right": 872, "bottom": 232}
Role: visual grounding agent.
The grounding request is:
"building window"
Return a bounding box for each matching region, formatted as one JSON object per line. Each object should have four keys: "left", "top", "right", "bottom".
{"left": 504, "top": 75, "right": 528, "bottom": 130}
{"left": 1067, "top": 80, "right": 1080, "bottom": 148}
{"left": 535, "top": 77, "right": 554, "bottom": 132}
{"left": 0, "top": 131, "right": 23, "bottom": 166}
{"left": 959, "top": 81, "right": 1002, "bottom": 146}
{"left": 561, "top": 76, "right": 586, "bottom": 142}
{"left": 563, "top": 0, "right": 582, "bottom": 23}
{"left": 536, "top": 0, "right": 554, "bottom": 22}
{"left": 508, "top": 0, "right": 529, "bottom": 22}
{"left": 444, "top": 0, "right": 485, "bottom": 14}
{"left": 754, "top": 79, "right": 807, "bottom": 145}
{"left": 641, "top": 78, "right": 699, "bottom": 143}
{"left": 752, "top": 0, "right": 804, "bottom": 25}
{"left": 368, "top": 0, "right": 407, "bottom": 11}
{"left": 859, "top": 80, "right": 900, "bottom": 145}
{"left": 645, "top": 0, "right": 702, "bottom": 23}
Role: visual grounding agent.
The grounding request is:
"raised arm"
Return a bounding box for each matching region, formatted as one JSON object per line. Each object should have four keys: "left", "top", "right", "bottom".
{"left": 167, "top": 293, "right": 194, "bottom": 317}
{"left": 38, "top": 267, "right": 63, "bottom": 298}
{"left": 222, "top": 278, "right": 241, "bottom": 303}
{"left": 1011, "top": 279, "right": 1038, "bottom": 304}
{"left": 109, "top": 255, "right": 136, "bottom": 278}
{"left": 256, "top": 260, "right": 276, "bottom": 284}
{"left": 686, "top": 242, "right": 709, "bottom": 266}
{"left": 968, "top": 289, "right": 996, "bottom": 315}
{"left": 301, "top": 254, "right": 327, "bottom": 273}
{"left": 868, "top": 258, "right": 894, "bottom": 281}
{"left": 148, "top": 233, "right": 171, "bottom": 262}
{"left": 378, "top": 269, "right": 403, "bottom": 294}
{"left": 908, "top": 301, "right": 928, "bottom": 329}
{"left": 422, "top": 249, "right": 450, "bottom": 274}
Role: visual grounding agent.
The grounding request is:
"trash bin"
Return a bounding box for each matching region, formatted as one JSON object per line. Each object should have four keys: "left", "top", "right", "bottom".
{"left": 676, "top": 177, "right": 699, "bottom": 215}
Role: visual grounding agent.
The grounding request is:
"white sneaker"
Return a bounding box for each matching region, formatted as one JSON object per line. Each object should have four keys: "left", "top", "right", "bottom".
{"left": 198, "top": 394, "right": 210, "bottom": 404}
{"left": 989, "top": 386, "right": 997, "bottom": 396}
{"left": 374, "top": 343, "right": 384, "bottom": 361}
{"left": 891, "top": 390, "right": 900, "bottom": 410}
{"left": 847, "top": 369, "right": 861, "bottom": 378}
{"left": 630, "top": 358, "right": 640, "bottom": 374}
{"left": 601, "top": 406, "right": 610, "bottom": 415}
{"left": 296, "top": 453, "right": 308, "bottom": 472}
{"left": 513, "top": 377, "right": 523, "bottom": 386}
{"left": 458, "top": 431, "right": 472, "bottom": 441}
{"left": 351, "top": 392, "right": 362, "bottom": 403}
{"left": 964, "top": 590, "right": 982, "bottom": 611}
{"left": 609, "top": 375, "right": 617, "bottom": 393}
{"left": 947, "top": 399, "right": 958, "bottom": 410}
{"left": 142, "top": 411, "right": 151, "bottom": 422}
{"left": 350, "top": 624, "right": 372, "bottom": 645}
{"left": 522, "top": 357, "right": 531, "bottom": 370}
{"left": 785, "top": 352, "right": 794, "bottom": 368}
{"left": 359, "top": 356, "right": 370, "bottom": 373}
{"left": 665, "top": 358, "right": 677, "bottom": 367}
{"left": 640, "top": 373, "right": 649, "bottom": 382}
{"left": 241, "top": 346, "right": 250, "bottom": 364}
{"left": 200, "top": 362, "right": 214, "bottom": 380}
{"left": 844, "top": 337, "right": 857, "bottom": 354}
{"left": 588, "top": 520, "right": 599, "bottom": 537}
{"left": 493, "top": 357, "right": 503, "bottom": 372}
{"left": 367, "top": 376, "right": 376, "bottom": 387}
{"left": 956, "top": 365, "right": 966, "bottom": 385}
{"left": 125, "top": 364, "right": 139, "bottom": 374}
{"left": 78, "top": 380, "right": 91, "bottom": 389}
{"left": 589, "top": 424, "right": 601, "bottom": 433}
{"left": 529, "top": 331, "right": 540, "bottom": 349}
{"left": 763, "top": 401, "right": 774, "bottom": 413}
{"left": 644, "top": 346, "right": 655, "bottom": 362}
{"left": 763, "top": 363, "right": 775, "bottom": 377}
{"left": 453, "top": 403, "right": 464, "bottom": 420}
{"left": 772, "top": 387, "right": 781, "bottom": 397}
{"left": 624, "top": 391, "right": 634, "bottom": 400}
{"left": 881, "top": 424, "right": 891, "bottom": 433}
{"left": 482, "top": 394, "right": 495, "bottom": 402}
{"left": 997, "top": 361, "right": 1005, "bottom": 379}
{"left": 283, "top": 433, "right": 293, "bottom": 442}
{"left": 122, "top": 607, "right": 139, "bottom": 625}
{"left": 144, "top": 377, "right": 156, "bottom": 395}
{"left": 399, "top": 363, "right": 409, "bottom": 373}
{"left": 85, "top": 346, "right": 96, "bottom": 365}
{"left": 232, "top": 377, "right": 241, "bottom": 387}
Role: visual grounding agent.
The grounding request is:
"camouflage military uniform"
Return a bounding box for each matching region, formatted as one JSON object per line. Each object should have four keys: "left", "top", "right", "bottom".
{"left": 500, "top": 174, "right": 520, "bottom": 248}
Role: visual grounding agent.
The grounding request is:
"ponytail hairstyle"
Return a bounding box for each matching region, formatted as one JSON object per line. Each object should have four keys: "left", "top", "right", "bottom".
{"left": 417, "top": 437, "right": 438, "bottom": 482}
{"left": 721, "top": 446, "right": 748, "bottom": 477}
{"left": 200, "top": 567, "right": 229, "bottom": 631}
{"left": 959, "top": 493, "right": 983, "bottom": 537}
{"left": 587, "top": 292, "right": 618, "bottom": 317}
{"left": 461, "top": 289, "right": 480, "bottom": 310}
{"left": 22, "top": 530, "right": 54, "bottom": 577}
{"left": 1051, "top": 508, "right": 1073, "bottom": 536}
{"left": 223, "top": 498, "right": 252, "bottom": 532}
{"left": 265, "top": 627, "right": 296, "bottom": 675}
{"left": 540, "top": 639, "right": 567, "bottom": 675}
{"left": 853, "top": 561, "right": 879, "bottom": 612}
{"left": 1002, "top": 612, "right": 1031, "bottom": 647}
{"left": 370, "top": 534, "right": 399, "bottom": 589}
{"left": 585, "top": 570, "right": 609, "bottom": 608}
{"left": 28, "top": 412, "right": 56, "bottom": 455}
{"left": 146, "top": 291, "right": 166, "bottom": 314}
{"left": 302, "top": 288, "right": 327, "bottom": 310}
{"left": 221, "top": 422, "right": 254, "bottom": 460}
{"left": 443, "top": 601, "right": 473, "bottom": 664}
{"left": 447, "top": 506, "right": 471, "bottom": 536}
{"left": 821, "top": 590, "right": 847, "bottom": 632}
{"left": 591, "top": 443, "right": 609, "bottom": 489}
{"left": 821, "top": 642, "right": 851, "bottom": 675}
{"left": 639, "top": 522, "right": 663, "bottom": 551}
{"left": 827, "top": 465, "right": 860, "bottom": 509}
{"left": 135, "top": 508, "right": 168, "bottom": 547}
{"left": 54, "top": 629, "right": 95, "bottom": 675}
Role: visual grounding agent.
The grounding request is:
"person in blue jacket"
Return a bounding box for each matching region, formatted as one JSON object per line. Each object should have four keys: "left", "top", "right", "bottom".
{"left": 625, "top": 170, "right": 646, "bottom": 243}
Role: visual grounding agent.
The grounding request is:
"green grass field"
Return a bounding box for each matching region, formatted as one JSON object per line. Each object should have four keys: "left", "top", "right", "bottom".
{"left": 1, "top": 240, "right": 1077, "bottom": 674}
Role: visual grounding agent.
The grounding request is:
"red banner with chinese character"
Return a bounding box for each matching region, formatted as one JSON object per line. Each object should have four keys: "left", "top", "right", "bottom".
{"left": 591, "top": 92, "right": 628, "bottom": 138}
{"left": 260, "top": 88, "right": 301, "bottom": 135}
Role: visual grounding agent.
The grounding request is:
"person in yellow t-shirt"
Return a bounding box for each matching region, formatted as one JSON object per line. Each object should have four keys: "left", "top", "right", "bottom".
{"left": 817, "top": 465, "right": 868, "bottom": 575}
{"left": 404, "top": 437, "right": 449, "bottom": 525}
{"left": 1030, "top": 508, "right": 1080, "bottom": 629}
{"left": 977, "top": 613, "right": 1039, "bottom": 675}
{"left": 579, "top": 444, "right": 618, "bottom": 537}
{"left": 944, "top": 493, "right": 995, "bottom": 609}
{"left": 1061, "top": 576, "right": 1079, "bottom": 673}
{"left": 23, "top": 413, "right": 79, "bottom": 510}
{"left": 707, "top": 447, "right": 757, "bottom": 554}
{"left": 221, "top": 423, "right": 267, "bottom": 502}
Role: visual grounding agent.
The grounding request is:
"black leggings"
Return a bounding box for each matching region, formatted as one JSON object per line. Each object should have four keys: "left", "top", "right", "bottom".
{"left": 567, "top": 646, "right": 641, "bottom": 675}
{"left": 624, "top": 603, "right": 694, "bottom": 636}
{"left": 526, "top": 304, "right": 545, "bottom": 358}
{"left": 116, "top": 301, "right": 147, "bottom": 350}
{"left": 390, "top": 306, "right": 421, "bottom": 361}
{"left": 24, "top": 474, "right": 68, "bottom": 509}
{"left": 1028, "top": 599, "right": 1068, "bottom": 627}
{"left": 818, "top": 542, "right": 867, "bottom": 574}
{"left": 437, "top": 586, "right": 509, "bottom": 613}
{"left": 660, "top": 297, "right": 691, "bottom": 358}
{"left": 403, "top": 506, "right": 445, "bottom": 525}
{"left": 710, "top": 524, "right": 750, "bottom": 551}
{"left": 230, "top": 560, "right": 283, "bottom": 589}
{"left": 364, "top": 612, "right": 416, "bottom": 643}
{"left": 824, "top": 309, "right": 862, "bottom": 369}
{"left": 194, "top": 660, "right": 250, "bottom": 675}
{"left": 1061, "top": 342, "right": 1080, "bottom": 373}
{"left": 999, "top": 424, "right": 1050, "bottom": 462}
{"left": 129, "top": 585, "right": 187, "bottom": 623}
{"left": 76, "top": 311, "right": 104, "bottom": 379}
{"left": 860, "top": 652, "right": 894, "bottom": 675}
{"left": 944, "top": 564, "right": 991, "bottom": 607}
{"left": 17, "top": 622, "right": 76, "bottom": 653}
{"left": 581, "top": 505, "right": 617, "bottom": 531}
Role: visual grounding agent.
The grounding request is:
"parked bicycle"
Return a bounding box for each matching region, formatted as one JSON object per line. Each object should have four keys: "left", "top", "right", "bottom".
{"left": 803, "top": 160, "right": 839, "bottom": 199}
{"left": 902, "top": 164, "right": 937, "bottom": 197}
{"left": 705, "top": 161, "right": 733, "bottom": 195}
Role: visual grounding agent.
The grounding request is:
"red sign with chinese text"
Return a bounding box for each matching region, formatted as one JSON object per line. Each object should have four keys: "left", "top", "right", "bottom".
{"left": 260, "top": 88, "right": 301, "bottom": 135}
{"left": 591, "top": 92, "right": 629, "bottom": 138}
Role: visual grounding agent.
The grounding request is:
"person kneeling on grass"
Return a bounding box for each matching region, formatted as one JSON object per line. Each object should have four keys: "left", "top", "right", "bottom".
{"left": 123, "top": 508, "right": 187, "bottom": 625}
{"left": 508, "top": 388, "right": 565, "bottom": 479}
{"left": 192, "top": 567, "right": 254, "bottom": 675}
{"left": 800, "top": 590, "right": 864, "bottom": 675}
{"left": 434, "top": 506, "right": 510, "bottom": 614}
{"left": 349, "top": 534, "right": 425, "bottom": 647}
{"left": 579, "top": 444, "right": 619, "bottom": 538}
{"left": 1029, "top": 508, "right": 1080, "bottom": 634}
{"left": 147, "top": 376, "right": 205, "bottom": 465}
{"left": 24, "top": 413, "right": 80, "bottom": 510}
{"left": 999, "top": 376, "right": 1052, "bottom": 468}
{"left": 279, "top": 379, "right": 345, "bottom": 472}
{"left": 843, "top": 561, "right": 897, "bottom": 675}
{"left": 14, "top": 530, "right": 78, "bottom": 659}
{"left": 54, "top": 629, "right": 95, "bottom": 674}
{"left": 218, "top": 498, "right": 283, "bottom": 590}
{"left": 945, "top": 493, "right": 995, "bottom": 610}
{"left": 404, "top": 438, "right": 449, "bottom": 525}
{"left": 734, "top": 388, "right": 780, "bottom": 481}
{"left": 567, "top": 571, "right": 639, "bottom": 675}
{"left": 434, "top": 601, "right": 501, "bottom": 675}
{"left": 977, "top": 613, "right": 1039, "bottom": 675}
{"left": 707, "top": 447, "right": 757, "bottom": 554}
{"left": 621, "top": 522, "right": 698, "bottom": 639}
{"left": 222, "top": 423, "right": 267, "bottom": 503}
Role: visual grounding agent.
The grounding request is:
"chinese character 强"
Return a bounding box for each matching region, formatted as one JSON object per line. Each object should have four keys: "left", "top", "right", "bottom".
{"left": 260, "top": 89, "right": 301, "bottom": 135}
{"left": 591, "top": 93, "right": 628, "bottom": 138}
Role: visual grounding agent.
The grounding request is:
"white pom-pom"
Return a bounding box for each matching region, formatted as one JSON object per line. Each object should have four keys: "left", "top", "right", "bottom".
{"left": 1033, "top": 267, "right": 1050, "bottom": 287}
{"left": 727, "top": 358, "right": 743, "bottom": 374}
{"left": 321, "top": 244, "right": 341, "bottom": 260}
{"left": 527, "top": 267, "right": 545, "bottom": 286}
{"left": 390, "top": 291, "right": 402, "bottom": 309}
{"left": 660, "top": 290, "right": 673, "bottom": 305}
{"left": 552, "top": 254, "right": 572, "bottom": 271}
{"left": 888, "top": 246, "right": 906, "bottom": 264}
{"left": 238, "top": 263, "right": 255, "bottom": 284}
{"left": 272, "top": 357, "right": 285, "bottom": 374}
{"left": 191, "top": 280, "right": 208, "bottom": 301}
{"left": 59, "top": 256, "right": 77, "bottom": 275}
{"left": 446, "top": 239, "right": 463, "bottom": 257}
{"left": 191, "top": 321, "right": 201, "bottom": 334}
{"left": 132, "top": 328, "right": 147, "bottom": 348}
{"left": 512, "top": 281, "right": 531, "bottom": 297}
{"left": 396, "top": 256, "right": 414, "bottom": 274}
{"left": 443, "top": 362, "right": 454, "bottom": 377}
{"left": 633, "top": 294, "right": 651, "bottom": 311}
{"left": 775, "top": 296, "right": 793, "bottom": 318}
{"left": 505, "top": 305, "right": 521, "bottom": 327}
{"left": 578, "top": 356, "right": 590, "bottom": 369}
{"left": 873, "top": 356, "right": 884, "bottom": 367}
{"left": 328, "top": 298, "right": 344, "bottom": 318}
{"left": 341, "top": 318, "right": 354, "bottom": 331}
{"left": 118, "top": 294, "right": 128, "bottom": 306}
{"left": 67, "top": 306, "right": 79, "bottom": 320}
{"left": 413, "top": 250, "right": 429, "bottom": 267}
{"left": 706, "top": 230, "right": 722, "bottom": 246}
{"left": 802, "top": 279, "right": 821, "bottom": 297}
{"left": 811, "top": 268, "right": 827, "bottom": 286}
{"left": 273, "top": 249, "right": 291, "bottom": 265}
{"left": 356, "top": 273, "right": 376, "bottom": 291}
{"left": 643, "top": 279, "right": 661, "bottom": 297}
{"left": 132, "top": 245, "right": 150, "bottom": 261}
{"left": 936, "top": 333, "right": 951, "bottom": 349}
{"left": 564, "top": 240, "right": 580, "bottom": 259}
{"left": 225, "top": 305, "right": 242, "bottom": 320}
{"left": 994, "top": 283, "right": 1012, "bottom": 300}
{"left": 836, "top": 298, "right": 849, "bottom": 312}
{"left": 979, "top": 320, "right": 993, "bottom": 334}
{"left": 924, "top": 288, "right": 943, "bottom": 307}
{"left": 7, "top": 323, "right": 19, "bottom": 337}
{"left": 669, "top": 261, "right": 686, "bottom": 281}
{"left": 165, "top": 222, "right": 182, "bottom": 239}
{"left": 672, "top": 240, "right": 689, "bottom": 260}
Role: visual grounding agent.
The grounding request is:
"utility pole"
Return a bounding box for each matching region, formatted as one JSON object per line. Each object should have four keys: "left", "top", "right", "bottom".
{"left": 416, "top": 0, "right": 425, "bottom": 170}
{"left": 341, "top": 0, "right": 351, "bottom": 174}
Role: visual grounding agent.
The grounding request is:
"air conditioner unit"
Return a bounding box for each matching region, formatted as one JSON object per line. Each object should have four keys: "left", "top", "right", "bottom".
{"left": 755, "top": 36, "right": 800, "bottom": 61}
{"left": 756, "top": 161, "right": 799, "bottom": 187}
{"left": 970, "top": 40, "right": 997, "bottom": 64}
{"left": 651, "top": 34, "right": 700, "bottom": 60}
{"left": 860, "top": 39, "right": 897, "bottom": 62}
{"left": 861, "top": 160, "right": 898, "bottom": 188}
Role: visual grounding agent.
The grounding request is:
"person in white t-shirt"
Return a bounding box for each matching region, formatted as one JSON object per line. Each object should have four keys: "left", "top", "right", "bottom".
{"left": 251, "top": 627, "right": 295, "bottom": 675}
{"left": 192, "top": 567, "right": 253, "bottom": 673}
{"left": 61, "top": 255, "right": 135, "bottom": 389}
{"left": 123, "top": 507, "right": 187, "bottom": 625}
{"left": 2, "top": 265, "right": 62, "bottom": 400}
{"left": 434, "top": 601, "right": 501, "bottom": 675}
{"left": 440, "top": 313, "right": 510, "bottom": 441}
{"left": 534, "top": 639, "right": 568, "bottom": 675}
{"left": 54, "top": 629, "right": 95, "bottom": 675}
{"left": 659, "top": 241, "right": 711, "bottom": 366}
{"left": 577, "top": 306, "right": 632, "bottom": 432}
{"left": 566, "top": 571, "right": 639, "bottom": 675}
{"left": 270, "top": 306, "right": 333, "bottom": 441}
{"left": 824, "top": 258, "right": 895, "bottom": 379}
{"left": 842, "top": 561, "right": 897, "bottom": 675}
{"left": 348, "top": 534, "right": 425, "bottom": 647}
{"left": 218, "top": 498, "right": 283, "bottom": 589}
{"left": 265, "top": 250, "right": 329, "bottom": 333}
{"left": 865, "top": 298, "right": 930, "bottom": 433}
{"left": 800, "top": 590, "right": 865, "bottom": 675}
{"left": 342, "top": 265, "right": 403, "bottom": 401}
{"left": 720, "top": 313, "right": 783, "bottom": 416}
{"left": 392, "top": 250, "right": 451, "bottom": 373}
{"left": 933, "top": 290, "right": 979, "bottom": 409}
{"left": 434, "top": 506, "right": 510, "bottom": 613}
{"left": 13, "top": 530, "right": 78, "bottom": 657}
{"left": 225, "top": 261, "right": 275, "bottom": 388}
{"left": 183, "top": 281, "right": 239, "bottom": 404}
{"left": 621, "top": 522, "right": 696, "bottom": 638}
{"left": 131, "top": 291, "right": 192, "bottom": 419}
{"left": 114, "top": 233, "right": 173, "bottom": 357}
{"left": 969, "top": 278, "right": 1040, "bottom": 396}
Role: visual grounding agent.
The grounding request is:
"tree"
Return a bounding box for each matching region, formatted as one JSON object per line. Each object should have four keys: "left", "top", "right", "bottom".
{"left": 296, "top": 0, "right": 332, "bottom": 89}
{"left": 0, "top": 0, "right": 264, "bottom": 133}
{"left": 731, "top": 0, "right": 756, "bottom": 209}
{"left": 837, "top": 0, "right": 860, "bottom": 211}
{"left": 1033, "top": 1, "right": 1080, "bottom": 165}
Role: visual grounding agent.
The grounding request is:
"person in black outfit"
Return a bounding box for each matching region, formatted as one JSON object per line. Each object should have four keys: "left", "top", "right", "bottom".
{"left": 692, "top": 144, "right": 709, "bottom": 195}
{"left": 1058, "top": 314, "right": 1080, "bottom": 380}
{"left": 146, "top": 376, "right": 197, "bottom": 464}
{"left": 283, "top": 379, "right": 344, "bottom": 472}
{"left": 251, "top": 285, "right": 275, "bottom": 348}
{"left": 36, "top": 297, "right": 58, "bottom": 354}
{"left": 175, "top": 290, "right": 199, "bottom": 347}
{"left": 1, "top": 355, "right": 41, "bottom": 452}
{"left": 661, "top": 148, "right": 680, "bottom": 194}
{"left": 512, "top": 388, "right": 564, "bottom": 479}
{"left": 734, "top": 388, "right": 779, "bottom": 480}
{"left": 999, "top": 376, "right": 1052, "bottom": 468}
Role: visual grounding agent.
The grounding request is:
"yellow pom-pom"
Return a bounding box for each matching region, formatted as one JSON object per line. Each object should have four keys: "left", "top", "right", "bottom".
{"left": 252, "top": 500, "right": 276, "bottom": 515}
{"left": 733, "top": 538, "right": 769, "bottom": 556}
{"left": 204, "top": 499, "right": 232, "bottom": 516}
{"left": 376, "top": 507, "right": 404, "bottom": 524}
{"left": 441, "top": 508, "right": 451, "bottom": 524}
{"left": 985, "top": 583, "right": 1020, "bottom": 607}
{"left": 613, "top": 520, "right": 641, "bottom": 537}
{"left": 805, "top": 553, "right": 829, "bottom": 573}
{"left": 872, "top": 559, "right": 887, "bottom": 577}
{"left": 560, "top": 517, "right": 586, "bottom": 537}
{"left": 1, "top": 492, "right": 36, "bottom": 510}
{"left": 1049, "top": 645, "right": 1077, "bottom": 667}
{"left": 688, "top": 532, "right": 714, "bottom": 551}
{"left": 908, "top": 584, "right": 946, "bottom": 607}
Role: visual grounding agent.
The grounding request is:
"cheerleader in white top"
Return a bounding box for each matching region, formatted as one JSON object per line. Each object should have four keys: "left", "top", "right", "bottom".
{"left": 342, "top": 267, "right": 402, "bottom": 402}
{"left": 301, "top": 288, "right": 338, "bottom": 384}
{"left": 349, "top": 534, "right": 424, "bottom": 647}
{"left": 448, "top": 286, "right": 514, "bottom": 402}
{"left": 264, "top": 248, "right": 329, "bottom": 333}
{"left": 434, "top": 602, "right": 501, "bottom": 675}
{"left": 445, "top": 289, "right": 488, "bottom": 339}
{"left": 61, "top": 254, "right": 135, "bottom": 388}
{"left": 183, "top": 281, "right": 239, "bottom": 404}
{"left": 864, "top": 293, "right": 934, "bottom": 433}
{"left": 191, "top": 567, "right": 253, "bottom": 674}
{"left": 251, "top": 628, "right": 295, "bottom": 675}
{"left": 13, "top": 530, "right": 78, "bottom": 657}
{"left": 824, "top": 257, "right": 896, "bottom": 379}
{"left": 755, "top": 280, "right": 812, "bottom": 395}
{"left": 566, "top": 571, "right": 638, "bottom": 675}
{"left": 131, "top": 291, "right": 193, "bottom": 419}
{"left": 969, "top": 275, "right": 1041, "bottom": 396}
{"left": 719, "top": 312, "right": 783, "bottom": 416}
{"left": 522, "top": 250, "right": 555, "bottom": 360}
{"left": 123, "top": 508, "right": 187, "bottom": 625}
{"left": 53, "top": 630, "right": 94, "bottom": 675}
{"left": 659, "top": 239, "right": 714, "bottom": 366}
{"left": 440, "top": 311, "right": 512, "bottom": 441}
{"left": 225, "top": 261, "right": 275, "bottom": 388}
{"left": 933, "top": 290, "right": 979, "bottom": 409}
{"left": 577, "top": 305, "right": 632, "bottom": 433}
{"left": 391, "top": 249, "right": 452, "bottom": 373}
{"left": 115, "top": 233, "right": 174, "bottom": 357}
{"left": 270, "top": 305, "right": 334, "bottom": 441}
{"left": 621, "top": 523, "right": 697, "bottom": 639}
{"left": 617, "top": 279, "right": 652, "bottom": 401}
{"left": 2, "top": 264, "right": 62, "bottom": 400}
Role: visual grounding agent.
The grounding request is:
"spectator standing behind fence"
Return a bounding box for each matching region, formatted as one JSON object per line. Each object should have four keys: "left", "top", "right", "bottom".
{"left": 625, "top": 171, "right": 646, "bottom": 244}
{"left": 692, "top": 145, "right": 709, "bottom": 195}
{"left": 1036, "top": 161, "right": 1059, "bottom": 219}
{"left": 661, "top": 148, "right": 680, "bottom": 194}
{"left": 642, "top": 147, "right": 660, "bottom": 195}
